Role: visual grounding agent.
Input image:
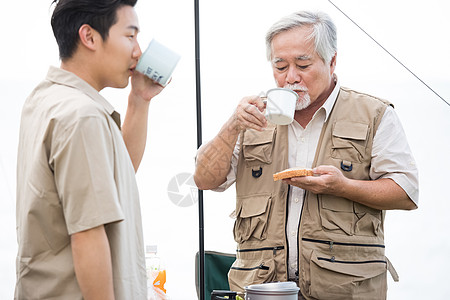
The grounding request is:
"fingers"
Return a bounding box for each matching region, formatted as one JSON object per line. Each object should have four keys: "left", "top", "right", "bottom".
{"left": 251, "top": 97, "right": 266, "bottom": 112}
{"left": 284, "top": 165, "right": 346, "bottom": 195}
{"left": 242, "top": 103, "right": 265, "bottom": 125}
{"left": 313, "top": 165, "right": 340, "bottom": 176}
{"left": 233, "top": 96, "right": 268, "bottom": 131}
{"left": 284, "top": 176, "right": 322, "bottom": 195}
{"left": 285, "top": 175, "right": 314, "bottom": 187}
{"left": 130, "top": 71, "right": 165, "bottom": 101}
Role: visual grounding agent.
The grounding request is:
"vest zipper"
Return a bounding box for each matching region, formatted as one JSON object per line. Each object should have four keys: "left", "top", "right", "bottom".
{"left": 302, "top": 237, "right": 385, "bottom": 249}
{"left": 233, "top": 247, "right": 284, "bottom": 272}
{"left": 317, "top": 257, "right": 387, "bottom": 265}
{"left": 237, "top": 246, "right": 284, "bottom": 253}
{"left": 230, "top": 263, "right": 270, "bottom": 271}
{"left": 285, "top": 185, "right": 290, "bottom": 280}
{"left": 295, "top": 190, "right": 307, "bottom": 280}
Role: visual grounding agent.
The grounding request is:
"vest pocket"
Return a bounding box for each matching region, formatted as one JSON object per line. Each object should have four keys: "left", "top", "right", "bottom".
{"left": 234, "top": 193, "right": 272, "bottom": 243}
{"left": 319, "top": 195, "right": 382, "bottom": 237}
{"left": 320, "top": 194, "right": 355, "bottom": 235}
{"left": 242, "top": 126, "right": 276, "bottom": 167}
{"left": 228, "top": 254, "right": 276, "bottom": 292}
{"left": 331, "top": 121, "right": 369, "bottom": 163}
{"left": 308, "top": 250, "right": 387, "bottom": 299}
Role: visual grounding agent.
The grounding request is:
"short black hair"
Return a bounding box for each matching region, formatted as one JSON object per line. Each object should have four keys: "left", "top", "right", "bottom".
{"left": 51, "top": 0, "right": 138, "bottom": 60}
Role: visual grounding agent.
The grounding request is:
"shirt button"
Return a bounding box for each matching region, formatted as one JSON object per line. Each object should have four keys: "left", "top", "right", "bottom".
{"left": 291, "top": 231, "right": 296, "bottom": 236}
{"left": 291, "top": 264, "right": 297, "bottom": 269}
{"left": 301, "top": 138, "right": 306, "bottom": 142}
{"left": 294, "top": 198, "right": 299, "bottom": 203}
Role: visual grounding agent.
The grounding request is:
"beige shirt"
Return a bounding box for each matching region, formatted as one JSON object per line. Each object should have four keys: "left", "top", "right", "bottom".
{"left": 215, "top": 78, "right": 419, "bottom": 279}
{"left": 15, "top": 66, "right": 146, "bottom": 299}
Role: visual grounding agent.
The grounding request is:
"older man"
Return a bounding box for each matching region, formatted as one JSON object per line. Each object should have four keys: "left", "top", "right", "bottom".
{"left": 194, "top": 11, "right": 418, "bottom": 299}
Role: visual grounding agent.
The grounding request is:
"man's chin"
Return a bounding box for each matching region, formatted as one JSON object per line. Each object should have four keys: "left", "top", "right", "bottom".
{"left": 122, "top": 80, "right": 130, "bottom": 88}
{"left": 113, "top": 78, "right": 130, "bottom": 89}
{"left": 295, "top": 97, "right": 311, "bottom": 110}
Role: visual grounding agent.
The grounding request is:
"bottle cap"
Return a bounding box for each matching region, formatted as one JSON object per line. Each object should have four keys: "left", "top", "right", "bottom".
{"left": 146, "top": 245, "right": 157, "bottom": 253}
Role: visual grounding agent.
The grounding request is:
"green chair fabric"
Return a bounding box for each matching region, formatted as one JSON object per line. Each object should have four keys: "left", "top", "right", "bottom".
{"left": 195, "top": 250, "right": 236, "bottom": 299}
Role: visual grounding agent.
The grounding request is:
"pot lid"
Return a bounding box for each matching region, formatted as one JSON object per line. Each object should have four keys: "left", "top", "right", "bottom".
{"left": 245, "top": 281, "right": 299, "bottom": 292}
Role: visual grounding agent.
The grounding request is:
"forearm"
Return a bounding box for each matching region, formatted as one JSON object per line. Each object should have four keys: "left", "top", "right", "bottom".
{"left": 122, "top": 93, "right": 150, "bottom": 172}
{"left": 288, "top": 166, "right": 417, "bottom": 210}
{"left": 194, "top": 95, "right": 267, "bottom": 190}
{"left": 71, "top": 225, "right": 115, "bottom": 300}
{"left": 339, "top": 177, "right": 417, "bottom": 210}
{"left": 194, "top": 117, "right": 240, "bottom": 190}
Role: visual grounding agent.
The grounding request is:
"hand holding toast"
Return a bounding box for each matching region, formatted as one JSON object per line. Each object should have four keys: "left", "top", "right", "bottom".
{"left": 281, "top": 165, "right": 347, "bottom": 196}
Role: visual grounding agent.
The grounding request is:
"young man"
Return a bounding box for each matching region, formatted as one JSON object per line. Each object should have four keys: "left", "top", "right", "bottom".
{"left": 194, "top": 11, "right": 418, "bottom": 299}
{"left": 15, "top": 0, "right": 164, "bottom": 299}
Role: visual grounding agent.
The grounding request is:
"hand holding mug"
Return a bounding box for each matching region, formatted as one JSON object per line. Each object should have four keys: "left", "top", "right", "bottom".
{"left": 232, "top": 96, "right": 268, "bottom": 132}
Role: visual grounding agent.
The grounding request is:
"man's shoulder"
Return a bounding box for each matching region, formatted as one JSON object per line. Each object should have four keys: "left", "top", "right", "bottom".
{"left": 23, "top": 79, "right": 109, "bottom": 139}
{"left": 339, "top": 86, "right": 393, "bottom": 107}
{"left": 35, "top": 80, "right": 105, "bottom": 118}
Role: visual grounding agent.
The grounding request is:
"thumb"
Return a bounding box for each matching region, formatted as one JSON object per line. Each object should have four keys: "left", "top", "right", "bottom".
{"left": 312, "top": 165, "right": 334, "bottom": 175}
{"left": 256, "top": 97, "right": 267, "bottom": 112}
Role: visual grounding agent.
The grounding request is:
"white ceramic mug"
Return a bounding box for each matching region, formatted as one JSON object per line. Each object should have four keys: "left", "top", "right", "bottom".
{"left": 264, "top": 88, "right": 299, "bottom": 125}
{"left": 136, "top": 39, "right": 181, "bottom": 86}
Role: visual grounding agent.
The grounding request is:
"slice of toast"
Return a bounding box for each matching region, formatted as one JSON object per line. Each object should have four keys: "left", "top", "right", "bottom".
{"left": 273, "top": 167, "right": 313, "bottom": 181}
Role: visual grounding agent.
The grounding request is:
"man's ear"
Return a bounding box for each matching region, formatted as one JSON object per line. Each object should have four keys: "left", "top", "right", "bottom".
{"left": 78, "top": 24, "right": 100, "bottom": 51}
{"left": 329, "top": 52, "right": 337, "bottom": 73}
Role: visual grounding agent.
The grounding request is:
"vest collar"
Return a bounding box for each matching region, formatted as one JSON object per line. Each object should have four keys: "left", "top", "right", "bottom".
{"left": 321, "top": 74, "right": 340, "bottom": 123}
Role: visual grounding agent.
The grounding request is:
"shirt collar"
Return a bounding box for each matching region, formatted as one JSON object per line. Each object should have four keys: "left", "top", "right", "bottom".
{"left": 46, "top": 66, "right": 121, "bottom": 129}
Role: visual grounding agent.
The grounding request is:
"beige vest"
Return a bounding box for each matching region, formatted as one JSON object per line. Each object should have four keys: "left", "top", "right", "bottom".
{"left": 229, "top": 87, "right": 395, "bottom": 299}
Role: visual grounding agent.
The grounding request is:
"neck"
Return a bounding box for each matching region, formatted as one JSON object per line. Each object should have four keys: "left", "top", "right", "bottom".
{"left": 60, "top": 57, "right": 103, "bottom": 91}
{"left": 293, "top": 77, "right": 336, "bottom": 128}
{"left": 294, "top": 103, "right": 323, "bottom": 128}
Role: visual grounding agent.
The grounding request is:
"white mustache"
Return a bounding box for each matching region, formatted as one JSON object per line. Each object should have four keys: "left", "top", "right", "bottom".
{"left": 284, "top": 84, "right": 308, "bottom": 92}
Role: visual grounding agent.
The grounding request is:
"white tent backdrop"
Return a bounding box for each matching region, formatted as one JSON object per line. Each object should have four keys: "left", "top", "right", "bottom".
{"left": 1, "top": 0, "right": 449, "bottom": 299}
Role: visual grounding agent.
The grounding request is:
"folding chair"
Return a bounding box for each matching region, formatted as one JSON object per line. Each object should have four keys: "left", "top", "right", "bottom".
{"left": 195, "top": 250, "right": 236, "bottom": 299}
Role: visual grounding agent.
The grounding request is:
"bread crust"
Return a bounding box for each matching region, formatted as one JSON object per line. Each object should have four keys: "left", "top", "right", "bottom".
{"left": 273, "top": 167, "right": 313, "bottom": 181}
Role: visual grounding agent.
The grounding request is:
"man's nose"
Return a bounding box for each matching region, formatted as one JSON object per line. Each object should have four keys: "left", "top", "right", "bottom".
{"left": 133, "top": 43, "right": 142, "bottom": 59}
{"left": 286, "top": 67, "right": 301, "bottom": 84}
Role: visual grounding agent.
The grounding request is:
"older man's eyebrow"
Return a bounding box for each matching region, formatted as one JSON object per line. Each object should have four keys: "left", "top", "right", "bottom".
{"left": 272, "top": 57, "right": 285, "bottom": 64}
{"left": 272, "top": 55, "right": 311, "bottom": 64}
{"left": 296, "top": 55, "right": 311, "bottom": 61}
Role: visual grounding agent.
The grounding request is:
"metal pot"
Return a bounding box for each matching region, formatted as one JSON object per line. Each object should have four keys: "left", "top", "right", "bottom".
{"left": 245, "top": 282, "right": 300, "bottom": 300}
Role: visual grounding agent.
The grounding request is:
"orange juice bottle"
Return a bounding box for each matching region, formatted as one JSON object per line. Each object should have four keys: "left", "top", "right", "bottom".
{"left": 153, "top": 269, "right": 166, "bottom": 294}
{"left": 145, "top": 245, "right": 168, "bottom": 299}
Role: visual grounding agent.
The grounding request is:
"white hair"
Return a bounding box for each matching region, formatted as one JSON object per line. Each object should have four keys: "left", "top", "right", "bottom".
{"left": 265, "top": 11, "right": 337, "bottom": 64}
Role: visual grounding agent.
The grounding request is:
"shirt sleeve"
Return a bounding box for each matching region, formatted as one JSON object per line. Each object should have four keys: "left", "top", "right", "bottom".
{"left": 370, "top": 106, "right": 419, "bottom": 206}
{"left": 52, "top": 115, "right": 125, "bottom": 235}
